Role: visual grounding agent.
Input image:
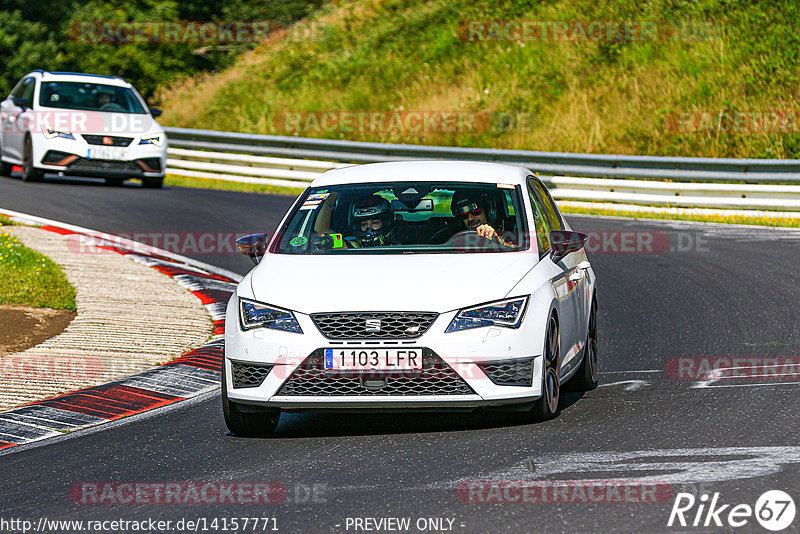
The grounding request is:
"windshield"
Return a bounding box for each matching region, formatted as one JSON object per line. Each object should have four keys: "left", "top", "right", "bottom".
{"left": 38, "top": 81, "right": 147, "bottom": 114}
{"left": 273, "top": 181, "right": 529, "bottom": 254}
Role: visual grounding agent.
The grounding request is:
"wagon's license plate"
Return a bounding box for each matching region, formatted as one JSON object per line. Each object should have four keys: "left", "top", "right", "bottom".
{"left": 324, "top": 348, "right": 422, "bottom": 371}
{"left": 87, "top": 147, "right": 126, "bottom": 160}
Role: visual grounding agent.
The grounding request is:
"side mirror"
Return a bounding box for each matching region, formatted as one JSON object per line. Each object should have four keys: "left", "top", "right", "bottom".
{"left": 236, "top": 233, "right": 268, "bottom": 265}
{"left": 13, "top": 97, "right": 30, "bottom": 110}
{"left": 550, "top": 230, "right": 588, "bottom": 263}
{"left": 149, "top": 107, "right": 163, "bottom": 118}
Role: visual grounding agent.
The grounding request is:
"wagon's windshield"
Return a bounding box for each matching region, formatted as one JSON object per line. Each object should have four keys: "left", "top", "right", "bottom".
{"left": 38, "top": 82, "right": 147, "bottom": 114}
{"left": 273, "top": 182, "right": 529, "bottom": 254}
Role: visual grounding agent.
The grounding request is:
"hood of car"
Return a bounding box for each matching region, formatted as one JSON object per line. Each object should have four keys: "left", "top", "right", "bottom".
{"left": 249, "top": 252, "right": 534, "bottom": 314}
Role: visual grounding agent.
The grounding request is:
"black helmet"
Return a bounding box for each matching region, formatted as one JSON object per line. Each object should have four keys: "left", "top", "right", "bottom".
{"left": 350, "top": 195, "right": 394, "bottom": 246}
{"left": 450, "top": 190, "right": 496, "bottom": 224}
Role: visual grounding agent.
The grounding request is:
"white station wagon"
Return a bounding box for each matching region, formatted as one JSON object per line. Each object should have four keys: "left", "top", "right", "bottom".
{"left": 224, "top": 161, "right": 597, "bottom": 435}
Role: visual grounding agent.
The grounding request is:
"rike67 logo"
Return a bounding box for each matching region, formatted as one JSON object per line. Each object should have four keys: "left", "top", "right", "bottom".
{"left": 668, "top": 490, "right": 795, "bottom": 531}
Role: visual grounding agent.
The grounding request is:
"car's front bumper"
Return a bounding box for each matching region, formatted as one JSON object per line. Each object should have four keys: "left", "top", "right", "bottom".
{"left": 32, "top": 135, "right": 166, "bottom": 178}
{"left": 224, "top": 296, "right": 546, "bottom": 411}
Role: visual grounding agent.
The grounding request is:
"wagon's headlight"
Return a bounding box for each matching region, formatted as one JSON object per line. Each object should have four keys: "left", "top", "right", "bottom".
{"left": 42, "top": 127, "right": 75, "bottom": 140}
{"left": 446, "top": 296, "right": 528, "bottom": 333}
{"left": 239, "top": 298, "right": 302, "bottom": 333}
{"left": 139, "top": 135, "right": 163, "bottom": 147}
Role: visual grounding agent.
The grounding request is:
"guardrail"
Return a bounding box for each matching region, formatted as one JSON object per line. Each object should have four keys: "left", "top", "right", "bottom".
{"left": 164, "top": 126, "right": 800, "bottom": 211}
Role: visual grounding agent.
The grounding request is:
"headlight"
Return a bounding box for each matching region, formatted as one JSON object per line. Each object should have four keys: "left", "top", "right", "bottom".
{"left": 446, "top": 296, "right": 529, "bottom": 333}
{"left": 139, "top": 135, "right": 163, "bottom": 147}
{"left": 239, "top": 298, "right": 302, "bottom": 333}
{"left": 41, "top": 127, "right": 75, "bottom": 140}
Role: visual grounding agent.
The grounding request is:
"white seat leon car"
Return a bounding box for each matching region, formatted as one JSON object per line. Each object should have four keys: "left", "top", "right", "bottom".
{"left": 224, "top": 161, "right": 597, "bottom": 435}
{"left": 0, "top": 70, "right": 166, "bottom": 187}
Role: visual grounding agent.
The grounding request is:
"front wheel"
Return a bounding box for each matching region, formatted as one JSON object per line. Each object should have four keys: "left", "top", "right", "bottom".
{"left": 21, "top": 137, "right": 43, "bottom": 182}
{"left": 141, "top": 177, "right": 163, "bottom": 189}
{"left": 568, "top": 298, "right": 598, "bottom": 391}
{"left": 222, "top": 363, "right": 280, "bottom": 436}
{"left": 531, "top": 315, "right": 560, "bottom": 421}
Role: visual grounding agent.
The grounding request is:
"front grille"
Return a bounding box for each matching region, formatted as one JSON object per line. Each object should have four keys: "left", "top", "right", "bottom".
{"left": 231, "top": 362, "right": 273, "bottom": 388}
{"left": 68, "top": 158, "right": 142, "bottom": 174}
{"left": 277, "top": 349, "right": 474, "bottom": 396}
{"left": 477, "top": 358, "right": 534, "bottom": 387}
{"left": 81, "top": 135, "right": 133, "bottom": 147}
{"left": 311, "top": 312, "right": 438, "bottom": 339}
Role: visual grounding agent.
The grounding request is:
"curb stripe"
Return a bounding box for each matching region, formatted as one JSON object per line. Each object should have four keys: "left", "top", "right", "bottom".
{"left": 0, "top": 209, "right": 240, "bottom": 451}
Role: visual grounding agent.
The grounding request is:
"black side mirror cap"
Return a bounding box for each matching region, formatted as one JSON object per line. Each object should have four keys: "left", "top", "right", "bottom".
{"left": 13, "top": 97, "right": 30, "bottom": 110}
{"left": 550, "top": 230, "right": 588, "bottom": 263}
{"left": 236, "top": 233, "right": 268, "bottom": 265}
{"left": 149, "top": 107, "right": 163, "bottom": 118}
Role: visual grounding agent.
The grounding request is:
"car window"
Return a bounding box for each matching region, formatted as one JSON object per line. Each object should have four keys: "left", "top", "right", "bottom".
{"left": 272, "top": 181, "right": 529, "bottom": 254}
{"left": 38, "top": 82, "right": 147, "bottom": 114}
{"left": 526, "top": 180, "right": 552, "bottom": 256}
{"left": 9, "top": 78, "right": 30, "bottom": 99}
{"left": 529, "top": 177, "right": 564, "bottom": 231}
{"left": 20, "top": 79, "right": 35, "bottom": 102}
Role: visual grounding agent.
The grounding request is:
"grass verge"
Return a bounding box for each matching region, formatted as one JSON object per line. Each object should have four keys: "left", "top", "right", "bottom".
{"left": 560, "top": 205, "right": 800, "bottom": 228}
{"left": 0, "top": 224, "right": 77, "bottom": 311}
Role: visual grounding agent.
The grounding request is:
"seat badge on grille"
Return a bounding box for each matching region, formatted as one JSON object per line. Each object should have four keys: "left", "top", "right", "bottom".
{"left": 365, "top": 319, "right": 382, "bottom": 333}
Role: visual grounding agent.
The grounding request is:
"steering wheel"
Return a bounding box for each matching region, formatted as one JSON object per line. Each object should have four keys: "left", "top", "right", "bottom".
{"left": 427, "top": 225, "right": 459, "bottom": 244}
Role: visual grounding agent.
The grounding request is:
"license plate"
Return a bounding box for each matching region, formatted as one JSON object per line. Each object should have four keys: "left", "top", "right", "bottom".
{"left": 87, "top": 147, "right": 126, "bottom": 160}
{"left": 323, "top": 348, "right": 422, "bottom": 371}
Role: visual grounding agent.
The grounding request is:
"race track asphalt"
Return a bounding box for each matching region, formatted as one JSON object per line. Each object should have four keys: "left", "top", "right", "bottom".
{"left": 1, "top": 175, "right": 799, "bottom": 533}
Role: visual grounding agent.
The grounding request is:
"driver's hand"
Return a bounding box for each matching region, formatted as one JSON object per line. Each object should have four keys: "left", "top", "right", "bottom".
{"left": 476, "top": 224, "right": 499, "bottom": 241}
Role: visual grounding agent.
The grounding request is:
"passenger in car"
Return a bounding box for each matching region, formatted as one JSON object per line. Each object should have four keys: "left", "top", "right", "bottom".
{"left": 450, "top": 190, "right": 512, "bottom": 246}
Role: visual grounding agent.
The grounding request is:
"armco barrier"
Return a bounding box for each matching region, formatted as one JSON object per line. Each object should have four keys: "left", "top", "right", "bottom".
{"left": 163, "top": 126, "right": 800, "bottom": 210}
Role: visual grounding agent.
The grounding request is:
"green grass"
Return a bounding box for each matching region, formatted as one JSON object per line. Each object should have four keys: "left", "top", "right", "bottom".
{"left": 560, "top": 205, "right": 800, "bottom": 228}
{"left": 0, "top": 215, "right": 14, "bottom": 226}
{"left": 165, "top": 174, "right": 305, "bottom": 196}
{"left": 158, "top": 0, "right": 800, "bottom": 159}
{"left": 0, "top": 229, "right": 77, "bottom": 310}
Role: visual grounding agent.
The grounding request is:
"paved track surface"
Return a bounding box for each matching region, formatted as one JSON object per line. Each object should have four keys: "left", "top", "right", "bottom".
{"left": 2, "top": 175, "right": 800, "bottom": 533}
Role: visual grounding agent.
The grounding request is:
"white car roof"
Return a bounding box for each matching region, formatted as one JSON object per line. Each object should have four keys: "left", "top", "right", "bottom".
{"left": 310, "top": 161, "right": 532, "bottom": 187}
{"left": 30, "top": 71, "right": 132, "bottom": 89}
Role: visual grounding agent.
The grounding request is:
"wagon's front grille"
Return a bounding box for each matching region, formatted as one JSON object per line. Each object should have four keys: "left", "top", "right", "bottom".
{"left": 231, "top": 362, "right": 273, "bottom": 388}
{"left": 311, "top": 312, "right": 438, "bottom": 339}
{"left": 68, "top": 158, "right": 141, "bottom": 174}
{"left": 476, "top": 358, "right": 535, "bottom": 387}
{"left": 276, "top": 350, "right": 474, "bottom": 396}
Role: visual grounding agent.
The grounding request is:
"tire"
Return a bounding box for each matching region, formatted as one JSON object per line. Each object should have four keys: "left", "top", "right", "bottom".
{"left": 568, "top": 298, "right": 598, "bottom": 391}
{"left": 21, "top": 137, "right": 43, "bottom": 182}
{"left": 531, "top": 314, "right": 560, "bottom": 421}
{"left": 222, "top": 362, "right": 280, "bottom": 436}
{"left": 141, "top": 177, "right": 163, "bottom": 189}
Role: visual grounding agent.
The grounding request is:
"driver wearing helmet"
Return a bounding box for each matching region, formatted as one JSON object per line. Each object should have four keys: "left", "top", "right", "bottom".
{"left": 450, "top": 190, "right": 509, "bottom": 246}
{"left": 346, "top": 194, "right": 395, "bottom": 248}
